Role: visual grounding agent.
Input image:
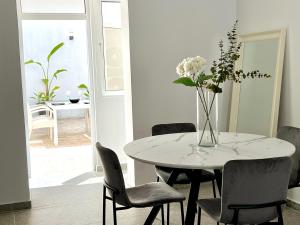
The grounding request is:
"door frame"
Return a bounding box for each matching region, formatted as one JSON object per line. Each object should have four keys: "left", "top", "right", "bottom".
{"left": 16, "top": 0, "right": 134, "bottom": 175}
{"left": 16, "top": 0, "right": 98, "bottom": 174}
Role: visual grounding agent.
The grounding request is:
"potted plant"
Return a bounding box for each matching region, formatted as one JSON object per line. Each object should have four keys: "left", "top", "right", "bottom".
{"left": 25, "top": 42, "right": 67, "bottom": 104}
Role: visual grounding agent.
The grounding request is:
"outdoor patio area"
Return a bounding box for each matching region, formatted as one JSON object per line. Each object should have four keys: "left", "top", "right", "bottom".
{"left": 29, "top": 118, "right": 94, "bottom": 189}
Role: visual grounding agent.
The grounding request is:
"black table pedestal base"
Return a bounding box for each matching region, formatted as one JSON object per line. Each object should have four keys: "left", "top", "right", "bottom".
{"left": 184, "top": 170, "right": 202, "bottom": 225}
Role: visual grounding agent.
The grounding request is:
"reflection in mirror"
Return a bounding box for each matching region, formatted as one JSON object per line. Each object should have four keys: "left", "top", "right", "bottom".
{"left": 229, "top": 30, "right": 286, "bottom": 137}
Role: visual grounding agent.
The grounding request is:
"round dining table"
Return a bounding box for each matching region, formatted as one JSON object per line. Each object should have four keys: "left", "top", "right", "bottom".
{"left": 124, "top": 132, "right": 295, "bottom": 225}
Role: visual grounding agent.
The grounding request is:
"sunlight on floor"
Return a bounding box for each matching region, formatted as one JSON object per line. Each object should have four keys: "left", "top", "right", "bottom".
{"left": 29, "top": 118, "right": 94, "bottom": 189}
{"left": 29, "top": 144, "right": 93, "bottom": 188}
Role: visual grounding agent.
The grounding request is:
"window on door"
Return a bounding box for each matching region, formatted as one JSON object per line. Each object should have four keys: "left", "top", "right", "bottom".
{"left": 101, "top": 0, "right": 124, "bottom": 92}
{"left": 21, "top": 0, "right": 86, "bottom": 13}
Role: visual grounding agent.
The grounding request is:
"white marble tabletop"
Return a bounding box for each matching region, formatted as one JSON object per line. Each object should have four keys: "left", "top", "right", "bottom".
{"left": 124, "top": 132, "right": 295, "bottom": 170}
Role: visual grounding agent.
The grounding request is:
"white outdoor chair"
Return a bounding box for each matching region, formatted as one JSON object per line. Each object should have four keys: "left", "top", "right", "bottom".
{"left": 28, "top": 104, "right": 55, "bottom": 142}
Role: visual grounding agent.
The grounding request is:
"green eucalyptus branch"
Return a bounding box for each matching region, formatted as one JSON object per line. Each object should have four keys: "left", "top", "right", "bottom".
{"left": 208, "top": 20, "right": 270, "bottom": 93}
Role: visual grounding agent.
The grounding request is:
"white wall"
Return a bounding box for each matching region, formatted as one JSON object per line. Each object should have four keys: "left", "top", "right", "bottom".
{"left": 237, "top": 0, "right": 300, "bottom": 205}
{"left": 0, "top": 0, "right": 30, "bottom": 205}
{"left": 127, "top": 0, "right": 236, "bottom": 185}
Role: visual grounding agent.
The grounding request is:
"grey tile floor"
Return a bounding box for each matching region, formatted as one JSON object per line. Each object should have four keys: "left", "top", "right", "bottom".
{"left": 0, "top": 182, "right": 299, "bottom": 225}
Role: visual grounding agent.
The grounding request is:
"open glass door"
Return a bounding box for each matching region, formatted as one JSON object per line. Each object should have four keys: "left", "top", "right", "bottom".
{"left": 89, "top": 0, "right": 128, "bottom": 172}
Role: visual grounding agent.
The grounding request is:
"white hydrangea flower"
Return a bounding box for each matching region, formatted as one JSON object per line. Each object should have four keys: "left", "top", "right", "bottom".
{"left": 176, "top": 61, "right": 185, "bottom": 76}
{"left": 194, "top": 56, "right": 207, "bottom": 69}
{"left": 183, "top": 58, "right": 195, "bottom": 75}
{"left": 176, "top": 56, "right": 207, "bottom": 77}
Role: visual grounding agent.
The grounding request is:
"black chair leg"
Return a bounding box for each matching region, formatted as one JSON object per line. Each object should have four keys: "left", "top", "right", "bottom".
{"left": 197, "top": 207, "right": 201, "bottom": 225}
{"left": 161, "top": 205, "right": 165, "bottom": 225}
{"left": 277, "top": 205, "right": 284, "bottom": 225}
{"left": 180, "top": 202, "right": 184, "bottom": 225}
{"left": 167, "top": 203, "right": 170, "bottom": 225}
{"left": 157, "top": 176, "right": 160, "bottom": 182}
{"left": 103, "top": 186, "right": 106, "bottom": 225}
{"left": 232, "top": 209, "right": 239, "bottom": 225}
{"left": 214, "top": 169, "right": 222, "bottom": 195}
{"left": 212, "top": 180, "right": 217, "bottom": 198}
{"left": 112, "top": 194, "right": 117, "bottom": 225}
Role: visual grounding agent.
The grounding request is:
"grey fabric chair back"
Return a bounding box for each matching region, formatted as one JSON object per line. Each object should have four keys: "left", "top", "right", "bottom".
{"left": 277, "top": 126, "right": 300, "bottom": 188}
{"left": 96, "top": 142, "right": 130, "bottom": 206}
{"left": 152, "top": 123, "right": 196, "bottom": 136}
{"left": 220, "top": 157, "right": 292, "bottom": 224}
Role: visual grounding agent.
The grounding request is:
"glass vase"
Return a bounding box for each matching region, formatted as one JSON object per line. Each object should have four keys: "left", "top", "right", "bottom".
{"left": 196, "top": 88, "right": 218, "bottom": 147}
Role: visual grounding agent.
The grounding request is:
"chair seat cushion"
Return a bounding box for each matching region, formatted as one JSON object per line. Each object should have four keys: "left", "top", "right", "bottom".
{"left": 197, "top": 198, "right": 221, "bottom": 222}
{"left": 156, "top": 166, "right": 215, "bottom": 184}
{"left": 126, "top": 182, "right": 185, "bottom": 207}
{"left": 32, "top": 116, "right": 54, "bottom": 129}
{"left": 32, "top": 116, "right": 53, "bottom": 122}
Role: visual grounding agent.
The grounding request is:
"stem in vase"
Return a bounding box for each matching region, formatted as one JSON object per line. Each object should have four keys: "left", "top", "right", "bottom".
{"left": 203, "top": 92, "right": 218, "bottom": 143}
{"left": 199, "top": 87, "right": 217, "bottom": 143}
{"left": 197, "top": 89, "right": 213, "bottom": 144}
{"left": 196, "top": 87, "right": 217, "bottom": 145}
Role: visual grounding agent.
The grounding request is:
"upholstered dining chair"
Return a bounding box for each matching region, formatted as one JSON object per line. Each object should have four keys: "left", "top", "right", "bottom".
{"left": 277, "top": 126, "right": 300, "bottom": 188}
{"left": 152, "top": 123, "right": 217, "bottom": 225}
{"left": 197, "top": 157, "right": 292, "bottom": 225}
{"left": 96, "top": 142, "right": 185, "bottom": 225}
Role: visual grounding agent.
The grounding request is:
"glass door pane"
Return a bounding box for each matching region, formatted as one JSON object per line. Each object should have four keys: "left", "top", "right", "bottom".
{"left": 21, "top": 0, "right": 86, "bottom": 13}
{"left": 101, "top": 1, "right": 124, "bottom": 91}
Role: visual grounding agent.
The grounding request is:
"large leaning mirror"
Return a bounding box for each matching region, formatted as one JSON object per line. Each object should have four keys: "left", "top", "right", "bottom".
{"left": 229, "top": 29, "right": 286, "bottom": 137}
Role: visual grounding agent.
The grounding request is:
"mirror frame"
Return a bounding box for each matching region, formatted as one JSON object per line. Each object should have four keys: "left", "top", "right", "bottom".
{"left": 229, "top": 29, "right": 286, "bottom": 137}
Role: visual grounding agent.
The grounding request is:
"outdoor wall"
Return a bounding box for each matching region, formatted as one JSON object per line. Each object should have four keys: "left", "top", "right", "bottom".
{"left": 0, "top": 0, "right": 30, "bottom": 205}
{"left": 127, "top": 0, "right": 237, "bottom": 185}
{"left": 22, "top": 20, "right": 90, "bottom": 118}
{"left": 237, "top": 0, "right": 300, "bottom": 207}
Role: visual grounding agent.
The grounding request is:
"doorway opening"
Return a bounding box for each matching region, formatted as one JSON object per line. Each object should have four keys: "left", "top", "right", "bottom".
{"left": 18, "top": 0, "right": 130, "bottom": 188}
{"left": 22, "top": 20, "right": 93, "bottom": 188}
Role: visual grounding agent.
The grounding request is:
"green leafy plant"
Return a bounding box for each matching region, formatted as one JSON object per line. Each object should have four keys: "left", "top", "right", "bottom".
{"left": 78, "top": 83, "right": 90, "bottom": 98}
{"left": 25, "top": 42, "right": 67, "bottom": 103}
